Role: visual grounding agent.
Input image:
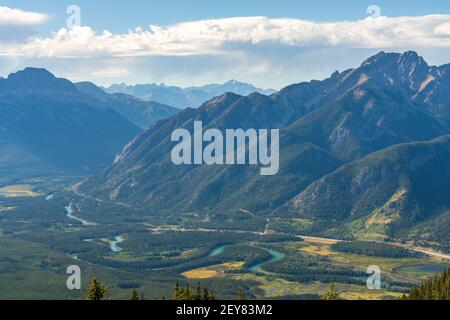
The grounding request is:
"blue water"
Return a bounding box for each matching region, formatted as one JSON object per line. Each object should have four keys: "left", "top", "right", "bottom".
{"left": 208, "top": 245, "right": 284, "bottom": 273}
{"left": 250, "top": 248, "right": 284, "bottom": 273}
{"left": 209, "top": 245, "right": 227, "bottom": 257}
{"left": 65, "top": 204, "right": 96, "bottom": 226}
{"left": 110, "top": 236, "right": 125, "bottom": 253}
{"left": 45, "top": 194, "right": 55, "bottom": 201}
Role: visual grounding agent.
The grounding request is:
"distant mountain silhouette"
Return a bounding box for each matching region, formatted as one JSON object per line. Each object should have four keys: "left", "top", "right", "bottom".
{"left": 104, "top": 80, "right": 276, "bottom": 108}
{"left": 0, "top": 68, "right": 141, "bottom": 175}
{"left": 75, "top": 81, "right": 179, "bottom": 128}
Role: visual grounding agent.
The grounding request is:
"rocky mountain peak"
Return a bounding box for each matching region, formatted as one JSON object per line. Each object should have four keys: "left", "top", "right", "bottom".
{"left": 350, "top": 51, "right": 431, "bottom": 92}
{"left": 8, "top": 67, "right": 56, "bottom": 81}
{"left": 0, "top": 68, "right": 78, "bottom": 94}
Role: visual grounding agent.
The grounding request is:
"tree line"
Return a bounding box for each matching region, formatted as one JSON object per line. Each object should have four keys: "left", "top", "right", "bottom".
{"left": 403, "top": 268, "right": 449, "bottom": 300}
{"left": 84, "top": 278, "right": 249, "bottom": 300}
{"left": 84, "top": 268, "right": 450, "bottom": 300}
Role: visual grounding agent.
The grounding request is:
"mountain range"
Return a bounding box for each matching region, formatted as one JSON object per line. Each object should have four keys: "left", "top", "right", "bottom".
{"left": 104, "top": 80, "right": 277, "bottom": 108}
{"left": 79, "top": 51, "right": 450, "bottom": 248}
{"left": 75, "top": 81, "right": 179, "bottom": 128}
{"left": 0, "top": 68, "right": 178, "bottom": 177}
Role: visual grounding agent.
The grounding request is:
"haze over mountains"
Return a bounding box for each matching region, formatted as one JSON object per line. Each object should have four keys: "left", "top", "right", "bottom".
{"left": 2, "top": 51, "right": 450, "bottom": 248}
{"left": 75, "top": 81, "right": 179, "bottom": 128}
{"left": 104, "top": 80, "right": 277, "bottom": 108}
{"left": 79, "top": 51, "right": 450, "bottom": 247}
{"left": 0, "top": 68, "right": 165, "bottom": 177}
{"left": 0, "top": 68, "right": 278, "bottom": 179}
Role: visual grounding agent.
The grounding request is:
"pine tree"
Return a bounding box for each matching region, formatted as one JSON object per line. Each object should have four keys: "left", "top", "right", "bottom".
{"left": 185, "top": 283, "right": 192, "bottom": 300}
{"left": 85, "top": 278, "right": 108, "bottom": 301}
{"left": 173, "top": 280, "right": 181, "bottom": 300}
{"left": 193, "top": 282, "right": 202, "bottom": 300}
{"left": 202, "top": 286, "right": 210, "bottom": 301}
{"left": 173, "top": 281, "right": 218, "bottom": 300}
{"left": 405, "top": 268, "right": 450, "bottom": 300}
{"left": 179, "top": 288, "right": 185, "bottom": 300}
{"left": 236, "top": 287, "right": 246, "bottom": 300}
{"left": 321, "top": 283, "right": 341, "bottom": 300}
{"left": 131, "top": 289, "right": 139, "bottom": 300}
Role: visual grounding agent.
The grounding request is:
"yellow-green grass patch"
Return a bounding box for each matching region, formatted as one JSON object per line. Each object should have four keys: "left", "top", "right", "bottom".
{"left": 0, "top": 185, "right": 40, "bottom": 198}
{"left": 301, "top": 244, "right": 334, "bottom": 256}
{"left": 182, "top": 262, "right": 245, "bottom": 279}
{"left": 302, "top": 237, "right": 339, "bottom": 245}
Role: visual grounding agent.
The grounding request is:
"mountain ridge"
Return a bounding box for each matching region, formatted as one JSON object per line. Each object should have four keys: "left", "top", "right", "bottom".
{"left": 0, "top": 68, "right": 142, "bottom": 175}
{"left": 76, "top": 51, "right": 450, "bottom": 248}
{"left": 281, "top": 135, "right": 450, "bottom": 245}
{"left": 104, "top": 80, "right": 277, "bottom": 108}
{"left": 79, "top": 52, "right": 449, "bottom": 220}
{"left": 75, "top": 81, "right": 180, "bottom": 128}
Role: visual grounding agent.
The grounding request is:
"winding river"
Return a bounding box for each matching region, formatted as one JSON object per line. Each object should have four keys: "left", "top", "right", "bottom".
{"left": 208, "top": 245, "right": 284, "bottom": 273}
{"left": 109, "top": 236, "right": 125, "bottom": 253}
{"left": 208, "top": 245, "right": 227, "bottom": 257}
{"left": 249, "top": 248, "right": 284, "bottom": 273}
{"left": 64, "top": 203, "right": 96, "bottom": 226}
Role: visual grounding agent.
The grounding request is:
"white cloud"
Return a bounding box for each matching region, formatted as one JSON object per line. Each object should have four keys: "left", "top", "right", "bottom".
{"left": 2, "top": 15, "right": 450, "bottom": 58}
{"left": 0, "top": 6, "right": 49, "bottom": 26}
{"left": 0, "top": 6, "right": 50, "bottom": 44}
{"left": 435, "top": 22, "right": 450, "bottom": 36}
{"left": 2, "top": 14, "right": 450, "bottom": 88}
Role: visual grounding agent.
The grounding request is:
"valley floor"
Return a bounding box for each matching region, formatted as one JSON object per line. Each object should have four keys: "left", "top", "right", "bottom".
{"left": 0, "top": 177, "right": 449, "bottom": 300}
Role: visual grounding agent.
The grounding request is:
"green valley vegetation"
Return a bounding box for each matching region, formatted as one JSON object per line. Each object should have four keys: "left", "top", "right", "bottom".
{"left": 403, "top": 268, "right": 450, "bottom": 300}
{"left": 86, "top": 271, "right": 450, "bottom": 300}
{"left": 331, "top": 241, "right": 421, "bottom": 258}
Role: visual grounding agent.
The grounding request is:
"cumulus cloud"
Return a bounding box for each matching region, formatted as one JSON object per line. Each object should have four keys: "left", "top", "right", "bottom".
{"left": 2, "top": 15, "right": 450, "bottom": 58}
{"left": 2, "top": 14, "right": 450, "bottom": 88}
{"left": 0, "top": 6, "right": 50, "bottom": 43}
{"left": 0, "top": 6, "right": 49, "bottom": 26}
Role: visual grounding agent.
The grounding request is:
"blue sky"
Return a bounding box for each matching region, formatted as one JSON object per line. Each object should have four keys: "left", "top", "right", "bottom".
{"left": 2, "top": 0, "right": 450, "bottom": 33}
{"left": 1, "top": 1, "right": 450, "bottom": 88}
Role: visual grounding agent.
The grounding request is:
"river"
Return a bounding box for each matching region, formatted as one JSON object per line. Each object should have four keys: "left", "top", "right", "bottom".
{"left": 109, "top": 236, "right": 125, "bottom": 253}
{"left": 249, "top": 248, "right": 285, "bottom": 273}
{"left": 64, "top": 203, "right": 97, "bottom": 226}
{"left": 208, "top": 245, "right": 227, "bottom": 257}
{"left": 207, "top": 244, "right": 284, "bottom": 273}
